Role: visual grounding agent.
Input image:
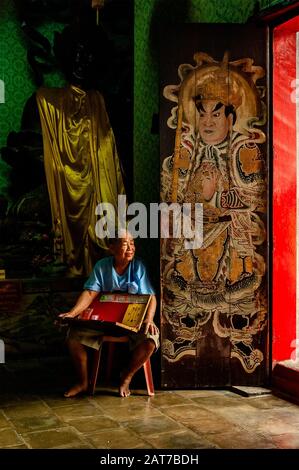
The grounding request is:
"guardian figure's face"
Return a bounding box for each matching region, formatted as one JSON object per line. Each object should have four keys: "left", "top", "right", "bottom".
{"left": 197, "top": 100, "right": 233, "bottom": 145}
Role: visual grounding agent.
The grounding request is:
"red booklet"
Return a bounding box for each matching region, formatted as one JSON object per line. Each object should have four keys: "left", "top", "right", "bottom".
{"left": 68, "top": 293, "right": 152, "bottom": 333}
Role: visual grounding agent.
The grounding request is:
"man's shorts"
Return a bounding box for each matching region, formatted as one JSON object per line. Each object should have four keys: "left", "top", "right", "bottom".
{"left": 67, "top": 324, "right": 160, "bottom": 351}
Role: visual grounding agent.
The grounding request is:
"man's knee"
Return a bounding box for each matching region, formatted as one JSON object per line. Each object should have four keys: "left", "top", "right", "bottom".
{"left": 68, "top": 338, "right": 86, "bottom": 354}
{"left": 141, "top": 338, "right": 156, "bottom": 355}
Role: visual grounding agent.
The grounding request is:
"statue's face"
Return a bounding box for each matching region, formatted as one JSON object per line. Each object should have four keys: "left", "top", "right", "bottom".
{"left": 70, "top": 42, "right": 95, "bottom": 86}
{"left": 197, "top": 100, "right": 232, "bottom": 145}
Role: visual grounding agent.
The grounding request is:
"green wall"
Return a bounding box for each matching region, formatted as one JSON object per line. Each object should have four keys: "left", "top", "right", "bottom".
{"left": 0, "top": 0, "right": 29, "bottom": 196}
{"left": 260, "top": 0, "right": 292, "bottom": 9}
{"left": 0, "top": 0, "right": 65, "bottom": 197}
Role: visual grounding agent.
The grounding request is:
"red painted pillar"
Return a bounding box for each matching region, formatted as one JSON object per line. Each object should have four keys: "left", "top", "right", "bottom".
{"left": 273, "top": 16, "right": 299, "bottom": 363}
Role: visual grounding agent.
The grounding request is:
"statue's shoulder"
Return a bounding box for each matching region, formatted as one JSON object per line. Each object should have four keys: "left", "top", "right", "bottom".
{"left": 36, "top": 87, "right": 66, "bottom": 105}
{"left": 89, "top": 89, "right": 105, "bottom": 103}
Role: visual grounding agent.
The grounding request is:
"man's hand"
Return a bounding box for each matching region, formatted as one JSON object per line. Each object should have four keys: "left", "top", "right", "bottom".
{"left": 57, "top": 290, "right": 98, "bottom": 321}
{"left": 143, "top": 320, "right": 159, "bottom": 335}
{"left": 58, "top": 311, "right": 80, "bottom": 319}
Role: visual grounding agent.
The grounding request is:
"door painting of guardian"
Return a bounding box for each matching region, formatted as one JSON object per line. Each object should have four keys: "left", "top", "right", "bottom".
{"left": 160, "top": 25, "right": 268, "bottom": 387}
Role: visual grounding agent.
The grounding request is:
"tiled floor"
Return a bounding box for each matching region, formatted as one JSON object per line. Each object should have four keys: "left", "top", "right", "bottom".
{"left": 1, "top": 356, "right": 299, "bottom": 449}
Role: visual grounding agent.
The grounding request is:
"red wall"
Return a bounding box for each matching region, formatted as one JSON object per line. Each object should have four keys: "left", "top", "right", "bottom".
{"left": 273, "top": 16, "right": 299, "bottom": 362}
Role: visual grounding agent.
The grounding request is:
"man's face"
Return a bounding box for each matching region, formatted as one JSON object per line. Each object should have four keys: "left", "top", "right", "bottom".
{"left": 112, "top": 234, "right": 135, "bottom": 265}
{"left": 197, "top": 100, "right": 232, "bottom": 145}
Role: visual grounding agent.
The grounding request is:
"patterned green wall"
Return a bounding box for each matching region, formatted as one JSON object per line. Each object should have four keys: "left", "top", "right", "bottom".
{"left": 0, "top": 0, "right": 29, "bottom": 197}
{"left": 0, "top": 0, "right": 65, "bottom": 197}
{"left": 259, "top": 0, "right": 293, "bottom": 9}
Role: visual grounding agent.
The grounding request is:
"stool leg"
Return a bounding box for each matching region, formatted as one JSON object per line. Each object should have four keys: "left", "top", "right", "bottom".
{"left": 105, "top": 342, "right": 116, "bottom": 384}
{"left": 143, "top": 359, "right": 155, "bottom": 396}
{"left": 89, "top": 348, "right": 102, "bottom": 395}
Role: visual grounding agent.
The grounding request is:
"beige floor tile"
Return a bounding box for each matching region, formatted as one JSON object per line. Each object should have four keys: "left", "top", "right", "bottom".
{"left": 207, "top": 429, "right": 276, "bottom": 449}
{"left": 10, "top": 414, "right": 64, "bottom": 434}
{"left": 162, "top": 404, "right": 212, "bottom": 421}
{"left": 22, "top": 427, "right": 85, "bottom": 449}
{"left": 3, "top": 444, "right": 29, "bottom": 449}
{"left": 190, "top": 395, "right": 246, "bottom": 409}
{"left": 174, "top": 389, "right": 233, "bottom": 398}
{"left": 143, "top": 430, "right": 217, "bottom": 449}
{"left": 104, "top": 403, "right": 162, "bottom": 422}
{"left": 53, "top": 403, "right": 99, "bottom": 422}
{"left": 43, "top": 395, "right": 92, "bottom": 408}
{"left": 208, "top": 404, "right": 267, "bottom": 426}
{"left": 124, "top": 388, "right": 154, "bottom": 398}
{"left": 270, "top": 433, "right": 299, "bottom": 449}
{"left": 0, "top": 428, "right": 24, "bottom": 447}
{"left": 68, "top": 415, "right": 120, "bottom": 433}
{"left": 55, "top": 441, "right": 94, "bottom": 449}
{"left": 91, "top": 392, "right": 148, "bottom": 409}
{"left": 87, "top": 428, "right": 150, "bottom": 449}
{"left": 3, "top": 402, "right": 51, "bottom": 420}
{"left": 146, "top": 392, "right": 193, "bottom": 408}
{"left": 131, "top": 443, "right": 154, "bottom": 449}
{"left": 123, "top": 415, "right": 185, "bottom": 435}
{"left": 0, "top": 411, "right": 11, "bottom": 430}
{"left": 214, "top": 405, "right": 299, "bottom": 436}
{"left": 264, "top": 408, "right": 299, "bottom": 425}
{"left": 250, "top": 418, "right": 299, "bottom": 436}
{"left": 245, "top": 395, "right": 298, "bottom": 410}
{"left": 182, "top": 415, "right": 245, "bottom": 435}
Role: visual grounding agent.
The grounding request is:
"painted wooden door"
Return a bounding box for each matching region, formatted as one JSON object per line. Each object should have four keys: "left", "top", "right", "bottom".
{"left": 160, "top": 24, "right": 268, "bottom": 388}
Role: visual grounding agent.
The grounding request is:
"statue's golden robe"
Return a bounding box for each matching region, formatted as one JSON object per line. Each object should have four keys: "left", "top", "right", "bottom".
{"left": 36, "top": 85, "right": 125, "bottom": 276}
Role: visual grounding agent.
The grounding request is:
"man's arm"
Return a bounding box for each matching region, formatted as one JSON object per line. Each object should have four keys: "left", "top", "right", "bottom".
{"left": 59, "top": 290, "right": 99, "bottom": 319}
{"left": 143, "top": 295, "right": 159, "bottom": 335}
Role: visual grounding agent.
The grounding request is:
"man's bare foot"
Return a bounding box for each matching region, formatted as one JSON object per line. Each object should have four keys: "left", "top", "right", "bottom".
{"left": 64, "top": 383, "right": 88, "bottom": 398}
{"left": 119, "top": 375, "right": 132, "bottom": 397}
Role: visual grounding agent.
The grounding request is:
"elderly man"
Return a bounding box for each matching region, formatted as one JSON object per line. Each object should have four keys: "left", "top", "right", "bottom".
{"left": 59, "top": 232, "right": 159, "bottom": 398}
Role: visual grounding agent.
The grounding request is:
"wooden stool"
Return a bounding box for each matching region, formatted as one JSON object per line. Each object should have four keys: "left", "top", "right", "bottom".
{"left": 88, "top": 335, "right": 155, "bottom": 396}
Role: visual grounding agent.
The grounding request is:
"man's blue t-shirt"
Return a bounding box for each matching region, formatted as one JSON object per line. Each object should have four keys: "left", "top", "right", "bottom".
{"left": 84, "top": 256, "right": 155, "bottom": 295}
